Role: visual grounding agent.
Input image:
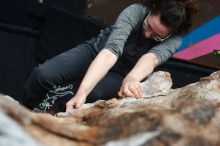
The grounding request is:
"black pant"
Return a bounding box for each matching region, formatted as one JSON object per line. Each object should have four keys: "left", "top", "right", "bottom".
{"left": 21, "top": 43, "right": 124, "bottom": 110}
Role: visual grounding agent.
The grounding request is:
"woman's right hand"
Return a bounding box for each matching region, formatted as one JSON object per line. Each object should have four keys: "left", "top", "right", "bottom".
{"left": 65, "top": 94, "right": 86, "bottom": 112}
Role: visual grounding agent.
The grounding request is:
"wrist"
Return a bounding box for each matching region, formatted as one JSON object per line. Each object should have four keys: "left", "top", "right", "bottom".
{"left": 125, "top": 74, "right": 140, "bottom": 81}
{"left": 75, "top": 86, "right": 88, "bottom": 98}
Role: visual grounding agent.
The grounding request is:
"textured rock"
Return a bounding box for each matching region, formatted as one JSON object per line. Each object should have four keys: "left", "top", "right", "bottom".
{"left": 141, "top": 71, "right": 172, "bottom": 98}
{"left": 0, "top": 110, "right": 44, "bottom": 146}
{"left": 1, "top": 71, "right": 220, "bottom": 146}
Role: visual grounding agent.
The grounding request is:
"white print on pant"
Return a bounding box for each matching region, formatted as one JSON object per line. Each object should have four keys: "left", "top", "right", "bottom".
{"left": 33, "top": 84, "right": 74, "bottom": 112}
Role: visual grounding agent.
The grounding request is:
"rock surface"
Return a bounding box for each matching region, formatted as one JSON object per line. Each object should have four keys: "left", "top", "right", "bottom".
{"left": 1, "top": 71, "right": 220, "bottom": 146}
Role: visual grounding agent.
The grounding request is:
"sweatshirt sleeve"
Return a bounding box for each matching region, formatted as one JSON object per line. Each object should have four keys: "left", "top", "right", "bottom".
{"left": 148, "top": 36, "right": 182, "bottom": 65}
{"left": 104, "top": 4, "right": 147, "bottom": 57}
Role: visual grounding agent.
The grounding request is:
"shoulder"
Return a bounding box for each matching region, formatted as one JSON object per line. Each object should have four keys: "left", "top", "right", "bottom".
{"left": 126, "top": 3, "right": 146, "bottom": 9}
{"left": 122, "top": 3, "right": 149, "bottom": 17}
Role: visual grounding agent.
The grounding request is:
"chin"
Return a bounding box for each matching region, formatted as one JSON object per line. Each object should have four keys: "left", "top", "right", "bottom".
{"left": 142, "top": 32, "right": 150, "bottom": 39}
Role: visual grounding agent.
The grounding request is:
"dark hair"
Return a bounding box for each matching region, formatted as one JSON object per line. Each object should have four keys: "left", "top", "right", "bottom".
{"left": 142, "top": 0, "right": 198, "bottom": 35}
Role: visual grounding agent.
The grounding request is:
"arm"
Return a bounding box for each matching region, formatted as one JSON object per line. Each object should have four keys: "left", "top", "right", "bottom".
{"left": 66, "top": 49, "right": 117, "bottom": 111}
{"left": 126, "top": 53, "right": 158, "bottom": 81}
{"left": 77, "top": 49, "right": 117, "bottom": 96}
{"left": 119, "top": 36, "right": 182, "bottom": 98}
{"left": 118, "top": 53, "right": 158, "bottom": 98}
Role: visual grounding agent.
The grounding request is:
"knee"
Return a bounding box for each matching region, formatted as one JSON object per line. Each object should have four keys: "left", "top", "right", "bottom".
{"left": 21, "top": 67, "right": 53, "bottom": 108}
{"left": 25, "top": 66, "right": 54, "bottom": 88}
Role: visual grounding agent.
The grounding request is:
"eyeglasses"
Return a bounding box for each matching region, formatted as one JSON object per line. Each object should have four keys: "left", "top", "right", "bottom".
{"left": 143, "top": 12, "right": 172, "bottom": 42}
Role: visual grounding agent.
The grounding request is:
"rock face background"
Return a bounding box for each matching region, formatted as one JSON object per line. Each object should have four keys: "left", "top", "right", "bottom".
{"left": 1, "top": 71, "right": 220, "bottom": 146}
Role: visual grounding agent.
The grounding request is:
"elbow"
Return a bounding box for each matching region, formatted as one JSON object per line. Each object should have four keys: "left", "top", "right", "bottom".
{"left": 152, "top": 54, "right": 159, "bottom": 67}
{"left": 145, "top": 53, "right": 159, "bottom": 68}
{"left": 101, "top": 49, "right": 118, "bottom": 65}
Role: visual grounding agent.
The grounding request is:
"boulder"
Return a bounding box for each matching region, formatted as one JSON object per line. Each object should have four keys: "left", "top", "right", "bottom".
{"left": 1, "top": 71, "right": 220, "bottom": 146}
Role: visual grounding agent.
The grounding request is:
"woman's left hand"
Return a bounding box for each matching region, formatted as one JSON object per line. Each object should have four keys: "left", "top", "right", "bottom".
{"left": 118, "top": 76, "right": 143, "bottom": 98}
